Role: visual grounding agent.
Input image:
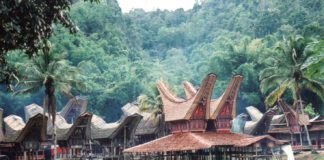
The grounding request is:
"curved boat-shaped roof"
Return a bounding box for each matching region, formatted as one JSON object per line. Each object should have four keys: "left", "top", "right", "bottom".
{"left": 3, "top": 115, "right": 26, "bottom": 142}
{"left": 24, "top": 103, "right": 72, "bottom": 138}
{"left": 16, "top": 113, "right": 47, "bottom": 143}
{"left": 60, "top": 112, "right": 92, "bottom": 141}
{"left": 25, "top": 103, "right": 43, "bottom": 121}
{"left": 135, "top": 112, "right": 161, "bottom": 136}
{"left": 157, "top": 73, "right": 217, "bottom": 121}
{"left": 183, "top": 81, "right": 197, "bottom": 99}
{"left": 91, "top": 103, "right": 142, "bottom": 140}
{"left": 158, "top": 74, "right": 243, "bottom": 122}
{"left": 244, "top": 106, "right": 264, "bottom": 135}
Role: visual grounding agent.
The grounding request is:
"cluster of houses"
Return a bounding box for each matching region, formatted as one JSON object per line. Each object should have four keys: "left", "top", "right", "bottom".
{"left": 0, "top": 73, "right": 323, "bottom": 159}
{"left": 0, "top": 97, "right": 147, "bottom": 159}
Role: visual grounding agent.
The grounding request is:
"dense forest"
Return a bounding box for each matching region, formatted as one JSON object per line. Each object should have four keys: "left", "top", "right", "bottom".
{"left": 1, "top": 0, "right": 323, "bottom": 121}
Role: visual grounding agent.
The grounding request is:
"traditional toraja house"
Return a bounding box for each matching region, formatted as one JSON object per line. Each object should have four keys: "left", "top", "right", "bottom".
{"left": 57, "top": 112, "right": 93, "bottom": 159}
{"left": 124, "top": 74, "right": 285, "bottom": 159}
{"left": 91, "top": 103, "right": 142, "bottom": 159}
{"left": 134, "top": 81, "right": 199, "bottom": 145}
{"left": 266, "top": 100, "right": 323, "bottom": 151}
{"left": 24, "top": 103, "right": 92, "bottom": 159}
{"left": 235, "top": 103, "right": 324, "bottom": 151}
{"left": 0, "top": 111, "right": 48, "bottom": 160}
{"left": 308, "top": 116, "right": 324, "bottom": 150}
{"left": 24, "top": 101, "right": 142, "bottom": 159}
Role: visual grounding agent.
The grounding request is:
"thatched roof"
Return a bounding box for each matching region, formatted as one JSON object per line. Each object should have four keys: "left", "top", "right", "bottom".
{"left": 3, "top": 115, "right": 26, "bottom": 142}
{"left": 25, "top": 103, "right": 43, "bottom": 121}
{"left": 243, "top": 106, "right": 264, "bottom": 135}
{"left": 16, "top": 113, "right": 47, "bottom": 143}
{"left": 24, "top": 103, "right": 72, "bottom": 138}
{"left": 49, "top": 114, "right": 72, "bottom": 140}
{"left": 60, "top": 112, "right": 92, "bottom": 141}
{"left": 135, "top": 112, "right": 161, "bottom": 136}
{"left": 59, "top": 96, "right": 87, "bottom": 120}
{"left": 91, "top": 103, "right": 142, "bottom": 140}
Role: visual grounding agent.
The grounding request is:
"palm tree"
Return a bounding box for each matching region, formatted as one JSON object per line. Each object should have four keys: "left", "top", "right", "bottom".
{"left": 260, "top": 35, "right": 324, "bottom": 148}
{"left": 137, "top": 85, "right": 165, "bottom": 135}
{"left": 138, "top": 85, "right": 162, "bottom": 116}
{"left": 15, "top": 41, "right": 84, "bottom": 159}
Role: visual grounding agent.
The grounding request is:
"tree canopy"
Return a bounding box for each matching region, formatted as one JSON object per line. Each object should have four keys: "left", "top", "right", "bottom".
{"left": 1, "top": 0, "right": 323, "bottom": 121}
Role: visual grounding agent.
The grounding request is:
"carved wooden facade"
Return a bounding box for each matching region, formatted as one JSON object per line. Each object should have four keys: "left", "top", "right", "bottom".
{"left": 157, "top": 74, "right": 243, "bottom": 134}
{"left": 57, "top": 112, "right": 92, "bottom": 159}
{"left": 266, "top": 100, "right": 324, "bottom": 151}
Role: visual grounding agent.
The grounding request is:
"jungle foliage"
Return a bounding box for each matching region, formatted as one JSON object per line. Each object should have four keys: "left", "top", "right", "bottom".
{"left": 1, "top": 0, "right": 323, "bottom": 121}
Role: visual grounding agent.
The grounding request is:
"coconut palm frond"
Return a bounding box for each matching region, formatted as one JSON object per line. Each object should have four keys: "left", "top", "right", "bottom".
{"left": 14, "top": 85, "right": 42, "bottom": 95}
{"left": 259, "top": 67, "right": 277, "bottom": 80}
{"left": 265, "top": 80, "right": 290, "bottom": 108}
{"left": 260, "top": 75, "right": 286, "bottom": 94}
{"left": 303, "top": 78, "right": 324, "bottom": 101}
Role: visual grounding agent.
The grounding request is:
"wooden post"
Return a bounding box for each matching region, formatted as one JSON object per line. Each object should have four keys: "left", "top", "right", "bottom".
{"left": 53, "top": 121, "right": 57, "bottom": 160}
{"left": 23, "top": 151, "right": 27, "bottom": 160}
{"left": 124, "top": 125, "right": 127, "bottom": 160}
{"left": 299, "top": 132, "right": 303, "bottom": 146}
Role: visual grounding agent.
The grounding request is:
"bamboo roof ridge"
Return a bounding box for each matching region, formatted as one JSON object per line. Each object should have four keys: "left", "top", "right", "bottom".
{"left": 91, "top": 102, "right": 142, "bottom": 140}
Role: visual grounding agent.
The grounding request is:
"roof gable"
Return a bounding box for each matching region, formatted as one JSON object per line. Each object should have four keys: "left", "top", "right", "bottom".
{"left": 210, "top": 75, "right": 243, "bottom": 119}
{"left": 157, "top": 74, "right": 216, "bottom": 122}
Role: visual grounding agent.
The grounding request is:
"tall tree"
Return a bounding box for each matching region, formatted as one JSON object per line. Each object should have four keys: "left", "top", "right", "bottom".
{"left": 16, "top": 42, "right": 83, "bottom": 125}
{"left": 14, "top": 42, "right": 84, "bottom": 159}
{"left": 0, "top": 0, "right": 98, "bottom": 90}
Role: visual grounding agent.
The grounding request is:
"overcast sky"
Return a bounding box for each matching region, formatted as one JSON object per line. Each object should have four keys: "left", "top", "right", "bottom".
{"left": 117, "top": 0, "right": 196, "bottom": 13}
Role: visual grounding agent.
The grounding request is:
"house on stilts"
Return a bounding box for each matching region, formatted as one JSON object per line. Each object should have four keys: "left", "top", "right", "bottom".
{"left": 124, "top": 74, "right": 285, "bottom": 159}
{"left": 0, "top": 98, "right": 142, "bottom": 159}
{"left": 233, "top": 100, "right": 324, "bottom": 152}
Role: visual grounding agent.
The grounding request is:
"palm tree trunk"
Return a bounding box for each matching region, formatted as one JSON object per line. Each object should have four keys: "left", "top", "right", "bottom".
{"left": 298, "top": 95, "right": 312, "bottom": 148}
{"left": 44, "top": 76, "right": 57, "bottom": 160}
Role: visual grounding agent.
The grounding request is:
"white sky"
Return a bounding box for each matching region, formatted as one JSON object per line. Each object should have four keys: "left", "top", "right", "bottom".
{"left": 117, "top": 0, "right": 196, "bottom": 13}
